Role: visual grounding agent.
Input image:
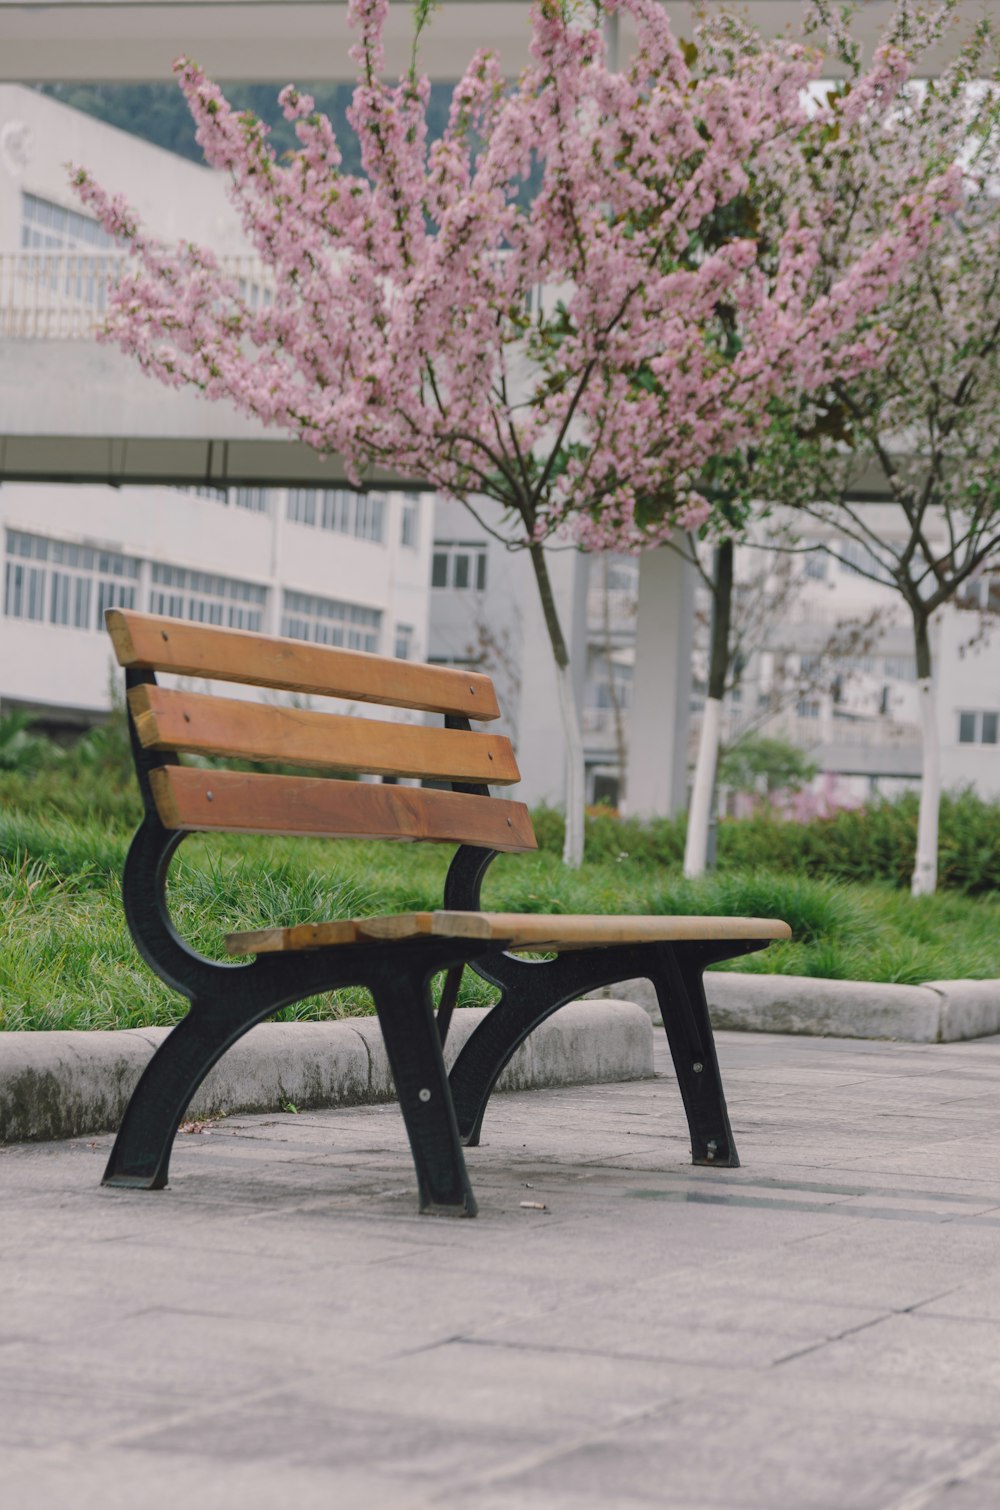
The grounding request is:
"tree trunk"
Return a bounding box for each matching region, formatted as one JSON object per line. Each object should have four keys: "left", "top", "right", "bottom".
{"left": 528, "top": 541, "right": 585, "bottom": 869}
{"left": 684, "top": 541, "right": 733, "bottom": 879}
{"left": 910, "top": 610, "right": 940, "bottom": 897}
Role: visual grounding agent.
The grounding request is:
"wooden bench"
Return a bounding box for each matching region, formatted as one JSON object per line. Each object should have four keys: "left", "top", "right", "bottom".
{"left": 104, "top": 608, "right": 791, "bottom": 1216}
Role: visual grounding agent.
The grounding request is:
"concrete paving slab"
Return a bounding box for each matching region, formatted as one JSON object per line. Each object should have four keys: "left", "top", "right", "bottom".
{"left": 477, "top": 1397, "right": 992, "bottom": 1510}
{"left": 5, "top": 1030, "right": 1000, "bottom": 1509}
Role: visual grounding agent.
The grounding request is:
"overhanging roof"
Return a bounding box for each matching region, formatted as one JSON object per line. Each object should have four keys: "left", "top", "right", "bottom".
{"left": 1, "top": 0, "right": 987, "bottom": 84}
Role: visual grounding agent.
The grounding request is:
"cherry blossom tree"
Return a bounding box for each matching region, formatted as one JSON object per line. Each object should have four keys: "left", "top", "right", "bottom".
{"left": 73, "top": 0, "right": 957, "bottom": 866}
{"left": 568, "top": 2, "right": 977, "bottom": 878}
{"left": 732, "top": 0, "right": 1000, "bottom": 895}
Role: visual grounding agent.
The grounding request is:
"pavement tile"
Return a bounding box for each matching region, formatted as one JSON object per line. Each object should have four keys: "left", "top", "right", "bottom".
{"left": 918, "top": 1472, "right": 1000, "bottom": 1510}
{"left": 457, "top": 1395, "right": 992, "bottom": 1510}
{"left": 777, "top": 1310, "right": 1000, "bottom": 1398}
{"left": 0, "top": 1444, "right": 418, "bottom": 1510}
{"left": 5, "top": 1031, "right": 1000, "bottom": 1508}
{"left": 121, "top": 1388, "right": 558, "bottom": 1482}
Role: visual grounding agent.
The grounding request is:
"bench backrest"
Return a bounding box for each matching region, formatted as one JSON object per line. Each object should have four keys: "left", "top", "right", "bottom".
{"left": 107, "top": 609, "right": 537, "bottom": 853}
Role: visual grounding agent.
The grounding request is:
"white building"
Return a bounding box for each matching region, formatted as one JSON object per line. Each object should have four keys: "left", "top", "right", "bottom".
{"left": 0, "top": 86, "right": 432, "bottom": 730}
{"left": 751, "top": 510, "right": 1000, "bottom": 806}
{"left": 592, "top": 512, "right": 1000, "bottom": 812}
{"left": 426, "top": 492, "right": 1000, "bottom": 817}
{"left": 426, "top": 496, "right": 589, "bottom": 806}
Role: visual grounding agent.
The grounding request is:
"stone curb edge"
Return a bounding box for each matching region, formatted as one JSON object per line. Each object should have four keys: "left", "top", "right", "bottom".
{"left": 0, "top": 1000, "right": 654, "bottom": 1146}
{"left": 595, "top": 974, "right": 1000, "bottom": 1045}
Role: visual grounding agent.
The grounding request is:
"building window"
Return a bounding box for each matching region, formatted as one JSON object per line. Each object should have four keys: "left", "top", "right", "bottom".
{"left": 431, "top": 541, "right": 487, "bottom": 591}
{"left": 318, "top": 490, "right": 351, "bottom": 532}
{"left": 804, "top": 552, "right": 827, "bottom": 580}
{"left": 958, "top": 577, "right": 1000, "bottom": 614}
{"left": 149, "top": 563, "right": 266, "bottom": 631}
{"left": 837, "top": 539, "right": 893, "bottom": 585}
{"left": 21, "top": 192, "right": 117, "bottom": 253}
{"left": 174, "top": 485, "right": 270, "bottom": 512}
{"left": 354, "top": 493, "right": 385, "bottom": 543}
{"left": 3, "top": 530, "right": 138, "bottom": 630}
{"left": 401, "top": 495, "right": 419, "bottom": 549}
{"left": 594, "top": 662, "right": 632, "bottom": 710}
{"left": 958, "top": 711, "right": 999, "bottom": 746}
{"left": 394, "top": 624, "right": 414, "bottom": 661}
{"left": 796, "top": 698, "right": 821, "bottom": 720}
{"left": 603, "top": 558, "right": 639, "bottom": 593}
{"left": 281, "top": 589, "right": 381, "bottom": 653}
{"left": 287, "top": 488, "right": 385, "bottom": 543}
{"left": 232, "top": 487, "right": 269, "bottom": 513}
{"left": 882, "top": 656, "right": 916, "bottom": 682}
{"left": 287, "top": 488, "right": 318, "bottom": 526}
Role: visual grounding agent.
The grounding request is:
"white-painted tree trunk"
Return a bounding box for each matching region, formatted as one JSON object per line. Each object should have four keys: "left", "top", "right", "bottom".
{"left": 556, "top": 659, "right": 586, "bottom": 869}
{"left": 911, "top": 675, "right": 940, "bottom": 897}
{"left": 684, "top": 695, "right": 723, "bottom": 878}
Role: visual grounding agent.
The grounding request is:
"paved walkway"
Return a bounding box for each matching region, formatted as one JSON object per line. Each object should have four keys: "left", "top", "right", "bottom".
{"left": 4, "top": 1030, "right": 1000, "bottom": 1510}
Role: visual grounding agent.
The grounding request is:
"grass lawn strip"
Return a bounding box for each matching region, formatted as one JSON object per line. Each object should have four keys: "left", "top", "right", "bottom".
{"left": 4, "top": 802, "right": 1000, "bottom": 1032}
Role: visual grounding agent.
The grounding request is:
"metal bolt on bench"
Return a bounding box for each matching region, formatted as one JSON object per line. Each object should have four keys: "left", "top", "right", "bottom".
{"left": 103, "top": 608, "right": 791, "bottom": 1216}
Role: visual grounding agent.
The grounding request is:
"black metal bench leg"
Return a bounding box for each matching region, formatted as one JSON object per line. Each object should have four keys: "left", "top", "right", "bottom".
{"left": 448, "top": 947, "right": 647, "bottom": 1148}
{"left": 103, "top": 1008, "right": 246, "bottom": 1189}
{"left": 449, "top": 991, "right": 524, "bottom": 1148}
{"left": 371, "top": 970, "right": 477, "bottom": 1217}
{"left": 651, "top": 944, "right": 739, "bottom": 1169}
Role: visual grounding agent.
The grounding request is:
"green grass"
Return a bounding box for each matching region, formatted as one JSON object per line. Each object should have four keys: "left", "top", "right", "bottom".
{"left": 3, "top": 767, "right": 1000, "bottom": 1031}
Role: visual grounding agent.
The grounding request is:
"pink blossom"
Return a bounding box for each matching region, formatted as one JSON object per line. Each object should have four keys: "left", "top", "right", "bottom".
{"left": 70, "top": 0, "right": 956, "bottom": 558}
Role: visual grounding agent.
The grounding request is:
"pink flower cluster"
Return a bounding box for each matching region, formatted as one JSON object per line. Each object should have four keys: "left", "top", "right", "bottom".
{"left": 70, "top": 0, "right": 958, "bottom": 551}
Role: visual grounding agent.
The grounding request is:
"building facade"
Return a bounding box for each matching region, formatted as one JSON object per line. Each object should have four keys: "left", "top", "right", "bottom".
{"left": 427, "top": 498, "right": 1000, "bottom": 817}
{"left": 0, "top": 86, "right": 433, "bottom": 728}
{"left": 1, "top": 479, "right": 431, "bottom": 726}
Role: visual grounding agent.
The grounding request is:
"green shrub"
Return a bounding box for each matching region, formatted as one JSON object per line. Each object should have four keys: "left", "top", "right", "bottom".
{"left": 0, "top": 711, "right": 59, "bottom": 774}
{"left": 715, "top": 789, "right": 1000, "bottom": 894}
{"left": 533, "top": 789, "right": 1000, "bottom": 893}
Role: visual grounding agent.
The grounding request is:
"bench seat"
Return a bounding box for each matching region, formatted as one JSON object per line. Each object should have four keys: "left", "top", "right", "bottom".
{"left": 227, "top": 912, "right": 792, "bottom": 956}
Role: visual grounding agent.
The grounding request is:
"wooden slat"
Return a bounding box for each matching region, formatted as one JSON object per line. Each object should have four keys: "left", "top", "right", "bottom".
{"left": 225, "top": 909, "right": 792, "bottom": 956}
{"left": 429, "top": 912, "right": 792, "bottom": 947}
{"left": 107, "top": 609, "right": 501, "bottom": 719}
{"left": 128, "top": 685, "right": 521, "bottom": 785}
{"left": 147, "top": 767, "right": 537, "bottom": 851}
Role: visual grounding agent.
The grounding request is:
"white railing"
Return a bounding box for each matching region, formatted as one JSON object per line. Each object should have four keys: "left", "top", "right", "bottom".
{"left": 0, "top": 252, "right": 276, "bottom": 340}
{"left": 732, "top": 706, "right": 921, "bottom": 750}
{"left": 826, "top": 716, "right": 922, "bottom": 749}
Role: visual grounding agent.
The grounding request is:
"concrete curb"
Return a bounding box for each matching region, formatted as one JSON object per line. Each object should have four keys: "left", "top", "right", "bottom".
{"left": 0, "top": 1000, "right": 654, "bottom": 1145}
{"left": 594, "top": 974, "right": 1000, "bottom": 1044}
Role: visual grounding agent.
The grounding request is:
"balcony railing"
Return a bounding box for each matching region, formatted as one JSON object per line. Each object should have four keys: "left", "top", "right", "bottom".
{"left": 0, "top": 252, "right": 275, "bottom": 340}
{"left": 725, "top": 705, "right": 921, "bottom": 749}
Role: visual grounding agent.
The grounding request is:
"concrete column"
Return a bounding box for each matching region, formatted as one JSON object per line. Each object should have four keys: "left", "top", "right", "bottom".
{"left": 626, "top": 546, "right": 695, "bottom": 818}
